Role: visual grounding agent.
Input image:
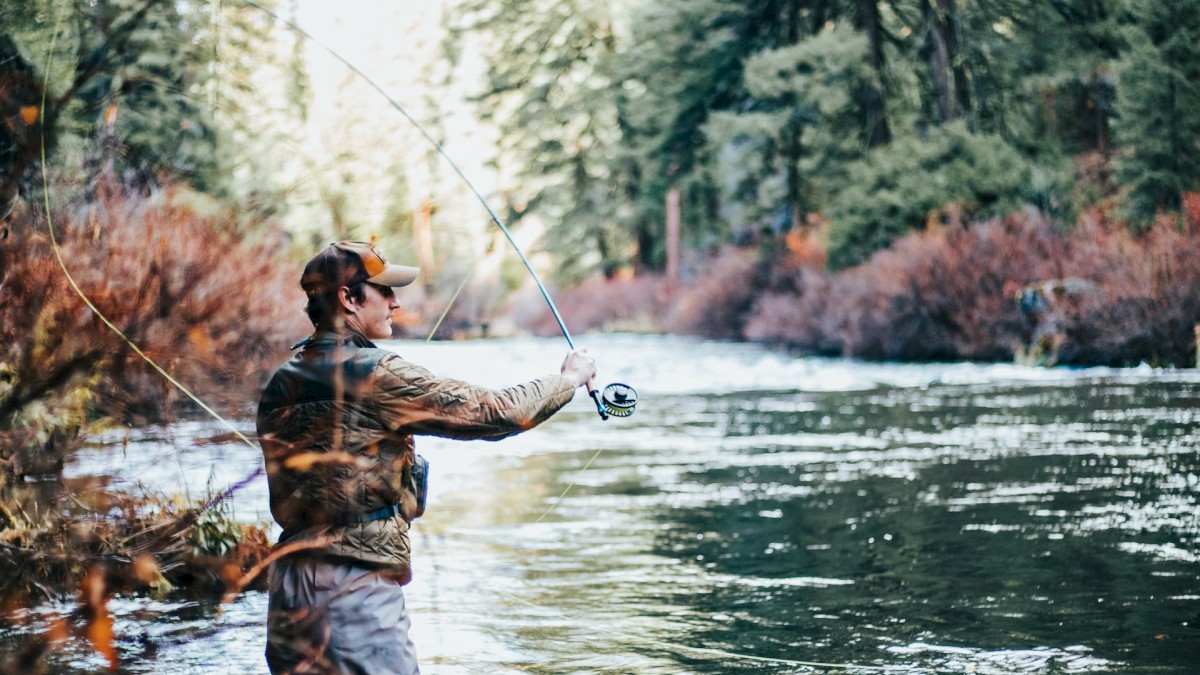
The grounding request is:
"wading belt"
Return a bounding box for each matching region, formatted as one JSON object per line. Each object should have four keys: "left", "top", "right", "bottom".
{"left": 278, "top": 504, "right": 403, "bottom": 544}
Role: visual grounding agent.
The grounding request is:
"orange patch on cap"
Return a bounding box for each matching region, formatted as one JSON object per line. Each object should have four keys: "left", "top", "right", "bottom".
{"left": 20, "top": 106, "right": 38, "bottom": 125}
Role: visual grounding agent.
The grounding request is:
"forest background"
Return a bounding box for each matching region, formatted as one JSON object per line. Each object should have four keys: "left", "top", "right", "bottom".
{"left": 0, "top": 0, "right": 1199, "bottom": 656}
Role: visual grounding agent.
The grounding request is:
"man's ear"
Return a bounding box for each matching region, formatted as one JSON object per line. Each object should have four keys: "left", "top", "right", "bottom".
{"left": 337, "top": 286, "right": 356, "bottom": 312}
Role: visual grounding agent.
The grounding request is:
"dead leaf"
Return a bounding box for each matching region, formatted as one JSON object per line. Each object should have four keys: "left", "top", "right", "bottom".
{"left": 132, "top": 555, "right": 160, "bottom": 585}
{"left": 79, "top": 568, "right": 118, "bottom": 670}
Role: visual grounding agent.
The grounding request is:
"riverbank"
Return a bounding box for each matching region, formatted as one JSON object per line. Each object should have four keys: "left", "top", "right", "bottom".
{"left": 0, "top": 474, "right": 272, "bottom": 671}
{"left": 510, "top": 207, "right": 1200, "bottom": 369}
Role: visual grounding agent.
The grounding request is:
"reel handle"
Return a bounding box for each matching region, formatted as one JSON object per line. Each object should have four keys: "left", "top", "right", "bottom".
{"left": 589, "top": 389, "right": 610, "bottom": 421}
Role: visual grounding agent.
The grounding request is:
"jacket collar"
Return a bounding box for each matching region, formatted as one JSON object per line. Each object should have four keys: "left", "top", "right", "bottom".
{"left": 291, "top": 328, "right": 377, "bottom": 350}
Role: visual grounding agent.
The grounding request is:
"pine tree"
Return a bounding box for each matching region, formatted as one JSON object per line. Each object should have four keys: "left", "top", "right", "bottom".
{"left": 622, "top": 0, "right": 863, "bottom": 265}
{"left": 459, "top": 0, "right": 633, "bottom": 281}
{"left": 1022, "top": 0, "right": 1125, "bottom": 155}
{"left": 0, "top": 0, "right": 303, "bottom": 215}
{"left": 65, "top": 0, "right": 223, "bottom": 192}
{"left": 1114, "top": 1, "right": 1200, "bottom": 224}
{"left": 705, "top": 24, "right": 872, "bottom": 240}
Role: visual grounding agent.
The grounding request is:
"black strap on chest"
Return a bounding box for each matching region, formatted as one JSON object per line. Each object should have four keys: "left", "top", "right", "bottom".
{"left": 331, "top": 503, "right": 401, "bottom": 526}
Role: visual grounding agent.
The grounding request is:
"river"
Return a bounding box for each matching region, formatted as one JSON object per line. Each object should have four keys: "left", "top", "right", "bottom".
{"left": 12, "top": 334, "right": 1200, "bottom": 673}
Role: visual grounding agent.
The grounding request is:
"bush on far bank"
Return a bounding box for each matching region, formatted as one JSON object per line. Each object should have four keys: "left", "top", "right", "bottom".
{"left": 740, "top": 205, "right": 1200, "bottom": 367}
{"left": 536, "top": 200, "right": 1200, "bottom": 369}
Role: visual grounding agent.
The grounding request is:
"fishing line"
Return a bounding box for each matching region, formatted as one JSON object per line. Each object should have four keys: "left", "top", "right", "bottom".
{"left": 531, "top": 446, "right": 605, "bottom": 524}
{"left": 425, "top": 270, "right": 473, "bottom": 342}
{"left": 37, "top": 9, "right": 263, "bottom": 495}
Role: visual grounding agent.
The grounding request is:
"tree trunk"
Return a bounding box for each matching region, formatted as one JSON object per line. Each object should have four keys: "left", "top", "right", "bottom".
{"left": 784, "top": 121, "right": 805, "bottom": 230}
{"left": 665, "top": 186, "right": 681, "bottom": 282}
{"left": 926, "top": 0, "right": 958, "bottom": 123}
{"left": 857, "top": 0, "right": 891, "bottom": 147}
{"left": 414, "top": 200, "right": 435, "bottom": 289}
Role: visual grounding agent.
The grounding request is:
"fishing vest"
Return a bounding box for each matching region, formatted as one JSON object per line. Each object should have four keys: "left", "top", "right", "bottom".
{"left": 257, "top": 329, "right": 575, "bottom": 581}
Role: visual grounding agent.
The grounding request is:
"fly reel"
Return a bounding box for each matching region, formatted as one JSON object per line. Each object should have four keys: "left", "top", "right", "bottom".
{"left": 590, "top": 382, "right": 637, "bottom": 420}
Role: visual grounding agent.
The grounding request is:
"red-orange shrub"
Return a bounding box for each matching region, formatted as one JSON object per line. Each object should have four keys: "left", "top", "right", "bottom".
{"left": 742, "top": 230, "right": 841, "bottom": 354}
{"left": 0, "top": 188, "right": 308, "bottom": 480}
{"left": 512, "top": 272, "right": 671, "bottom": 337}
{"left": 718, "top": 210, "right": 1200, "bottom": 365}
{"left": 827, "top": 215, "right": 1069, "bottom": 360}
{"left": 660, "top": 248, "right": 762, "bottom": 339}
{"left": 1053, "top": 212, "right": 1200, "bottom": 365}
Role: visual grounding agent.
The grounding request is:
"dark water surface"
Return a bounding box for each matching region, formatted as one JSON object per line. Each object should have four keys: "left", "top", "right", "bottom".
{"left": 8, "top": 336, "right": 1199, "bottom": 673}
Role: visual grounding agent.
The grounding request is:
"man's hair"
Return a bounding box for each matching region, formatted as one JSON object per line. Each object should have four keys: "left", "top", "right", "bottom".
{"left": 299, "top": 241, "right": 414, "bottom": 329}
{"left": 305, "top": 281, "right": 367, "bottom": 328}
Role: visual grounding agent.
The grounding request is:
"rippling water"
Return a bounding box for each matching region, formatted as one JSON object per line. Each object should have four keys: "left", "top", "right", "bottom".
{"left": 14, "top": 335, "right": 1200, "bottom": 673}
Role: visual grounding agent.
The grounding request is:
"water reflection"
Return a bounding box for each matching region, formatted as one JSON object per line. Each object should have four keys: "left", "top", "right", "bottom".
{"left": 10, "top": 336, "right": 1198, "bottom": 673}
{"left": 628, "top": 380, "right": 1198, "bottom": 674}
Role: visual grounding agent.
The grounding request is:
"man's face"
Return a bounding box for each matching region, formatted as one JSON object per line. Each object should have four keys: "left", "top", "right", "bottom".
{"left": 351, "top": 282, "right": 400, "bottom": 340}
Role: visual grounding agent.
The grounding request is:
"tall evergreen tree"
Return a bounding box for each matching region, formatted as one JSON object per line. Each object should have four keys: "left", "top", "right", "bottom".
{"left": 459, "top": 0, "right": 632, "bottom": 281}
{"left": 0, "top": 0, "right": 299, "bottom": 216}
{"left": 705, "top": 25, "right": 872, "bottom": 239}
{"left": 1113, "top": 1, "right": 1200, "bottom": 223}
{"left": 66, "top": 0, "right": 223, "bottom": 192}
{"left": 623, "top": 0, "right": 863, "bottom": 264}
{"left": 620, "top": 0, "right": 747, "bottom": 267}
{"left": 853, "top": 0, "right": 891, "bottom": 147}
{"left": 1026, "top": 0, "right": 1125, "bottom": 155}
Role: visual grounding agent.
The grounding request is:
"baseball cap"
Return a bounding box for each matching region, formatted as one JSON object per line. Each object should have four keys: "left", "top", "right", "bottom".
{"left": 300, "top": 241, "right": 420, "bottom": 295}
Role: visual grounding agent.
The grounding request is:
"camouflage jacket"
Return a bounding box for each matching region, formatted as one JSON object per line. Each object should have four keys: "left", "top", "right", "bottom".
{"left": 256, "top": 329, "right": 576, "bottom": 582}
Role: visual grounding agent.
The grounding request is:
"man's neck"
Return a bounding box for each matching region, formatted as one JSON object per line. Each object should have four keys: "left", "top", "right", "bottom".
{"left": 310, "top": 325, "right": 375, "bottom": 347}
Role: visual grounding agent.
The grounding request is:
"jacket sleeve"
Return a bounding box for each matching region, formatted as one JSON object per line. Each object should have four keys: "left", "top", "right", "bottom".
{"left": 373, "top": 355, "right": 577, "bottom": 440}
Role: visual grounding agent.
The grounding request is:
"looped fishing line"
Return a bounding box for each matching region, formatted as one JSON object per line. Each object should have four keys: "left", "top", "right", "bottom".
{"left": 37, "top": 8, "right": 263, "bottom": 511}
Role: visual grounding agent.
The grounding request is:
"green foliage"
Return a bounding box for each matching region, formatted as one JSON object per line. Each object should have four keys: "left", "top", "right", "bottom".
{"left": 1113, "top": 1, "right": 1200, "bottom": 224}
{"left": 43, "top": 0, "right": 223, "bottom": 192}
{"left": 0, "top": 0, "right": 299, "bottom": 214}
{"left": 705, "top": 24, "right": 870, "bottom": 237}
{"left": 191, "top": 504, "right": 242, "bottom": 558}
{"left": 621, "top": 0, "right": 854, "bottom": 265}
{"left": 825, "top": 124, "right": 1066, "bottom": 269}
{"left": 458, "top": 0, "right": 634, "bottom": 282}
{"left": 1006, "top": 0, "right": 1125, "bottom": 154}
{"left": 453, "top": 0, "right": 1196, "bottom": 280}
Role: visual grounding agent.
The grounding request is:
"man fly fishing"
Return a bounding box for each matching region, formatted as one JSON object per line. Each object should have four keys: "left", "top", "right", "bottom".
{"left": 256, "top": 240, "right": 598, "bottom": 674}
